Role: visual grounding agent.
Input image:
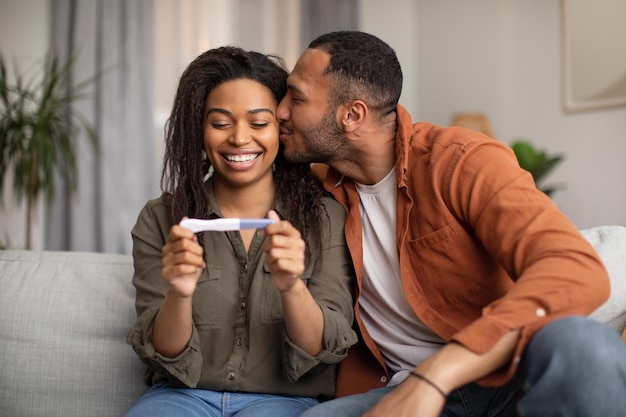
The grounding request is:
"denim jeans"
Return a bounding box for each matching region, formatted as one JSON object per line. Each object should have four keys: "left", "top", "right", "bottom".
{"left": 300, "top": 316, "right": 626, "bottom": 417}
{"left": 123, "top": 382, "right": 319, "bottom": 417}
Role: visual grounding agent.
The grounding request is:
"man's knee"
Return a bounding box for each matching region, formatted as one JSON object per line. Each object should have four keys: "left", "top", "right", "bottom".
{"left": 525, "top": 316, "right": 626, "bottom": 375}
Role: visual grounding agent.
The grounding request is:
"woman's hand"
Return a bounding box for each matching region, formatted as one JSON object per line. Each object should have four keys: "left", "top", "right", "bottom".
{"left": 152, "top": 219, "right": 205, "bottom": 357}
{"left": 262, "top": 210, "right": 324, "bottom": 355}
{"left": 162, "top": 219, "right": 205, "bottom": 298}
{"left": 262, "top": 210, "right": 306, "bottom": 293}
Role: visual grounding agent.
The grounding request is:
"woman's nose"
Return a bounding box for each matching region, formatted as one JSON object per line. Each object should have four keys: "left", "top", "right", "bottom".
{"left": 230, "top": 124, "right": 251, "bottom": 146}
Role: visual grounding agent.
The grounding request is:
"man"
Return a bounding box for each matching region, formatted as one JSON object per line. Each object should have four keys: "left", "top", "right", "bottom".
{"left": 277, "top": 31, "right": 626, "bottom": 417}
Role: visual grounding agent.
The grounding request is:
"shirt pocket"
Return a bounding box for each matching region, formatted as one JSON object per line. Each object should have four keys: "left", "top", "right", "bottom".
{"left": 405, "top": 224, "right": 462, "bottom": 310}
{"left": 260, "top": 263, "right": 312, "bottom": 325}
{"left": 409, "top": 224, "right": 456, "bottom": 252}
{"left": 192, "top": 265, "right": 224, "bottom": 329}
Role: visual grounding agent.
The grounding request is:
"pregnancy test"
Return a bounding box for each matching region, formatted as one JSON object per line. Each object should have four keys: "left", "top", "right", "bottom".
{"left": 179, "top": 218, "right": 276, "bottom": 233}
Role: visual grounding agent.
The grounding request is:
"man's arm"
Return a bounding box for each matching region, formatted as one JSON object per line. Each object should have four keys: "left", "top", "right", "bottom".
{"left": 363, "top": 329, "right": 520, "bottom": 417}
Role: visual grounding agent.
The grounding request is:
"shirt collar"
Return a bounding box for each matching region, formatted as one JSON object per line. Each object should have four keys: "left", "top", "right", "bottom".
{"left": 203, "top": 176, "right": 284, "bottom": 219}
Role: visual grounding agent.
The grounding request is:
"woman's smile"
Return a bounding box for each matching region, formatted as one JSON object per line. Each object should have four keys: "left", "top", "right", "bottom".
{"left": 221, "top": 151, "right": 262, "bottom": 170}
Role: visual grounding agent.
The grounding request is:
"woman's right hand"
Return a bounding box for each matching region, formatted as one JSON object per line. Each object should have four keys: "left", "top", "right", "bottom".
{"left": 152, "top": 220, "right": 204, "bottom": 357}
{"left": 161, "top": 219, "right": 205, "bottom": 298}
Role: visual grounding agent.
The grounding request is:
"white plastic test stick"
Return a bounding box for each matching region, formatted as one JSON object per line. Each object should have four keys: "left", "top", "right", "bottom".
{"left": 179, "top": 218, "right": 276, "bottom": 233}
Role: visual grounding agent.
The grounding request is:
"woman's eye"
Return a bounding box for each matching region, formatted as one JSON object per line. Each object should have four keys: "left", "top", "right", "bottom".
{"left": 211, "top": 122, "right": 230, "bottom": 129}
{"left": 251, "top": 122, "right": 270, "bottom": 128}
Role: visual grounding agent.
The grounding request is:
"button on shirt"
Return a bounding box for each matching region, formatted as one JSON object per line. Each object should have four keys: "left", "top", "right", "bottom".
{"left": 127, "top": 182, "right": 357, "bottom": 399}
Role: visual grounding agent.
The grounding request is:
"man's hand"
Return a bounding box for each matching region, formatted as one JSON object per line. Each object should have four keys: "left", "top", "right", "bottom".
{"left": 364, "top": 330, "right": 520, "bottom": 417}
{"left": 363, "top": 374, "right": 446, "bottom": 417}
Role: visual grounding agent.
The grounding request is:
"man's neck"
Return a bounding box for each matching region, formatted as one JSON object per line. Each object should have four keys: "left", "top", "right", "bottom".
{"left": 334, "top": 127, "right": 396, "bottom": 185}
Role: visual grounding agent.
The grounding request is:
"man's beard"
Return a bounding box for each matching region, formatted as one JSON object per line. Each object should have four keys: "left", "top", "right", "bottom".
{"left": 286, "top": 107, "right": 345, "bottom": 164}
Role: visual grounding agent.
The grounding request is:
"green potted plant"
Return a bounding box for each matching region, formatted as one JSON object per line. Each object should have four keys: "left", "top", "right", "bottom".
{"left": 511, "top": 139, "right": 564, "bottom": 198}
{"left": 0, "top": 53, "right": 99, "bottom": 249}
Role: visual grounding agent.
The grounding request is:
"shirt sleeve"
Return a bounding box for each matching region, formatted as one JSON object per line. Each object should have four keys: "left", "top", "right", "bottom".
{"left": 444, "top": 140, "right": 610, "bottom": 384}
{"left": 280, "top": 197, "right": 358, "bottom": 382}
{"left": 125, "top": 198, "right": 204, "bottom": 388}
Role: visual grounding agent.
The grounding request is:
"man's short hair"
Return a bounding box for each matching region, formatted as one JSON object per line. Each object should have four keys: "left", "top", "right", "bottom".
{"left": 308, "top": 31, "right": 403, "bottom": 122}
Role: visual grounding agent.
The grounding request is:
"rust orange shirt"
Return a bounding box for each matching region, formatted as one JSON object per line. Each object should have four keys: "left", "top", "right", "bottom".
{"left": 322, "top": 105, "right": 609, "bottom": 396}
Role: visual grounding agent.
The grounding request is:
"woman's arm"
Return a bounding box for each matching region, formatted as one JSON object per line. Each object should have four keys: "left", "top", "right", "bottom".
{"left": 128, "top": 200, "right": 204, "bottom": 387}
{"left": 152, "top": 223, "right": 205, "bottom": 357}
{"left": 263, "top": 210, "right": 324, "bottom": 355}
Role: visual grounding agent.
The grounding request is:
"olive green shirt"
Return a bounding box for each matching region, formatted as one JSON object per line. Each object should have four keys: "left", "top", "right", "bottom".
{"left": 127, "top": 182, "right": 357, "bottom": 399}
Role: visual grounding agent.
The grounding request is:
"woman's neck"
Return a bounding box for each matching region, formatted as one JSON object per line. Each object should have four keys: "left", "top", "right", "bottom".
{"left": 212, "top": 176, "right": 276, "bottom": 219}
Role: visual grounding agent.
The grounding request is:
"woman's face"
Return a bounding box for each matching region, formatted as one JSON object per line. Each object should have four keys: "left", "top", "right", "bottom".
{"left": 203, "top": 78, "right": 280, "bottom": 189}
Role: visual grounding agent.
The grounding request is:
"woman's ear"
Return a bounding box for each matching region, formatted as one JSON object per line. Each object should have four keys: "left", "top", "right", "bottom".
{"left": 339, "top": 100, "right": 367, "bottom": 132}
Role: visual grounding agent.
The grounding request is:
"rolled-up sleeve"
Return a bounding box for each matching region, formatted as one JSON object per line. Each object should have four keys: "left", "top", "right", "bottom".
{"left": 126, "top": 198, "right": 204, "bottom": 388}
{"left": 126, "top": 305, "right": 203, "bottom": 387}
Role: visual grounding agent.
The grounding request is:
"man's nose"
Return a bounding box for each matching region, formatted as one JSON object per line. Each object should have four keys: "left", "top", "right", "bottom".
{"left": 277, "top": 96, "right": 290, "bottom": 122}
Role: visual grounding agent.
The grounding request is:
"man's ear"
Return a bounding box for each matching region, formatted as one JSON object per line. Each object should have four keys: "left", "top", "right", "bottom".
{"left": 339, "top": 100, "right": 367, "bottom": 132}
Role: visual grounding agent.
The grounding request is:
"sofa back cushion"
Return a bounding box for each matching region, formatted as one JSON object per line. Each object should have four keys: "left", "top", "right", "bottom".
{"left": 0, "top": 250, "right": 146, "bottom": 417}
{"left": 584, "top": 225, "right": 626, "bottom": 332}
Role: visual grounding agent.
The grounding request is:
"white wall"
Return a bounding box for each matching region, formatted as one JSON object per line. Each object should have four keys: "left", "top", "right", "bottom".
{"left": 358, "top": 0, "right": 419, "bottom": 117}
{"left": 2, "top": 0, "right": 624, "bottom": 251}
{"left": 361, "top": 0, "right": 626, "bottom": 229}
{"left": 0, "top": 0, "right": 50, "bottom": 249}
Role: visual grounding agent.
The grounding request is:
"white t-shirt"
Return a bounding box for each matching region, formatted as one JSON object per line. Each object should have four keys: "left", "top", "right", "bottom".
{"left": 356, "top": 168, "right": 445, "bottom": 386}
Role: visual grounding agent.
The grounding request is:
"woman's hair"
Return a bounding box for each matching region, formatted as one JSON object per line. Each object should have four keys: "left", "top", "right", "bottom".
{"left": 161, "top": 46, "right": 325, "bottom": 264}
{"left": 309, "top": 31, "right": 403, "bottom": 124}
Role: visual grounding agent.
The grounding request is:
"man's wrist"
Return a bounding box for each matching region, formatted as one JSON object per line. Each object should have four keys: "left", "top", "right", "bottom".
{"left": 409, "top": 371, "right": 447, "bottom": 398}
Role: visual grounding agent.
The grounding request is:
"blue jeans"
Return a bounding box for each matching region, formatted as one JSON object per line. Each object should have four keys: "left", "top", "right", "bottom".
{"left": 123, "top": 382, "right": 319, "bottom": 417}
{"left": 300, "top": 317, "right": 626, "bottom": 417}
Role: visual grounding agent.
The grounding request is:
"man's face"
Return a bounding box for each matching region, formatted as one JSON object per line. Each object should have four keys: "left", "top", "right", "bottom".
{"left": 277, "top": 48, "right": 345, "bottom": 164}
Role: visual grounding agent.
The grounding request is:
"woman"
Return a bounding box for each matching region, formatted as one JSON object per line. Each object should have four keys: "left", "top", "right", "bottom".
{"left": 124, "top": 47, "right": 356, "bottom": 417}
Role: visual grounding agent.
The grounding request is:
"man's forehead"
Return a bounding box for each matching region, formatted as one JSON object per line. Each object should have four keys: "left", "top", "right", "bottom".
{"left": 288, "top": 48, "right": 330, "bottom": 88}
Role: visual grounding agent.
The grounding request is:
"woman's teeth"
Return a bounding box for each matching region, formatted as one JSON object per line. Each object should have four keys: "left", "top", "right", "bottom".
{"left": 225, "top": 153, "right": 259, "bottom": 162}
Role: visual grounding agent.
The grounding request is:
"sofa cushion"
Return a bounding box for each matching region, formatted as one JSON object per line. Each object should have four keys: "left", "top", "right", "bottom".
{"left": 583, "top": 225, "right": 626, "bottom": 333}
{"left": 0, "top": 250, "right": 146, "bottom": 417}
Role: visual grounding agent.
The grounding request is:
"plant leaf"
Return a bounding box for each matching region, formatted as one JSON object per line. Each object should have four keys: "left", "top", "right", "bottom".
{"left": 510, "top": 139, "right": 565, "bottom": 197}
{"left": 0, "top": 52, "right": 100, "bottom": 241}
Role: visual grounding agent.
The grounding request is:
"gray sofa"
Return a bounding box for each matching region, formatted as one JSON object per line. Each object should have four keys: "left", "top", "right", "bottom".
{"left": 1, "top": 226, "right": 625, "bottom": 417}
